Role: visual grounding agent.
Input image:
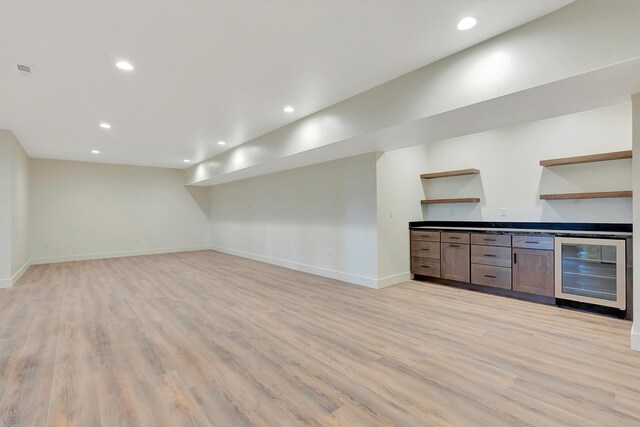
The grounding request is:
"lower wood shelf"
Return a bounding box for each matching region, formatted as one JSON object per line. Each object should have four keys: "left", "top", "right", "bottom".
{"left": 421, "top": 198, "right": 480, "bottom": 205}
{"left": 540, "top": 191, "right": 632, "bottom": 200}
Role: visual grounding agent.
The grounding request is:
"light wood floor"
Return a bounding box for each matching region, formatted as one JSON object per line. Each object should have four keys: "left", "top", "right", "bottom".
{"left": 1, "top": 250, "right": 639, "bottom": 426}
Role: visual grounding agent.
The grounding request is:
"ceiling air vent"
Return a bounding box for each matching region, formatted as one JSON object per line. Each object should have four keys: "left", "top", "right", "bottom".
{"left": 17, "top": 64, "right": 31, "bottom": 73}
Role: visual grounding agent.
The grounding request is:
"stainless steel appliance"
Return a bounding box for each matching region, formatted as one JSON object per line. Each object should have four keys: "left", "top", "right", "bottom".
{"left": 554, "top": 237, "right": 626, "bottom": 309}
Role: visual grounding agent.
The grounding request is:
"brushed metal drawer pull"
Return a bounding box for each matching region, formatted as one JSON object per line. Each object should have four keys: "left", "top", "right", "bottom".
{"left": 484, "top": 238, "right": 496, "bottom": 241}
{"left": 449, "top": 236, "right": 461, "bottom": 240}
{"left": 420, "top": 248, "right": 430, "bottom": 251}
{"left": 420, "top": 265, "right": 431, "bottom": 268}
{"left": 449, "top": 244, "right": 460, "bottom": 248}
{"left": 484, "top": 274, "right": 497, "bottom": 278}
{"left": 525, "top": 241, "right": 540, "bottom": 244}
{"left": 419, "top": 235, "right": 431, "bottom": 238}
{"left": 484, "top": 254, "right": 497, "bottom": 257}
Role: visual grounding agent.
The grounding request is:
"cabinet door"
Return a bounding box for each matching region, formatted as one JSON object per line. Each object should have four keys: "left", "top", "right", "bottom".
{"left": 512, "top": 248, "right": 554, "bottom": 296}
{"left": 441, "top": 243, "right": 470, "bottom": 282}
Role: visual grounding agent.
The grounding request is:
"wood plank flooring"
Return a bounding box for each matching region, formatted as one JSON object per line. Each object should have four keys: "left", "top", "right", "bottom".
{"left": 1, "top": 250, "right": 639, "bottom": 426}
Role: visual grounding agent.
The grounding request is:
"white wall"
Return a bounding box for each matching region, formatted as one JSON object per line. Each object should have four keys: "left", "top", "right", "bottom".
{"left": 632, "top": 93, "right": 640, "bottom": 351}
{"left": 208, "top": 153, "right": 379, "bottom": 287}
{"left": 206, "top": 104, "right": 632, "bottom": 288}
{"left": 11, "top": 135, "right": 29, "bottom": 276}
{"left": 376, "top": 145, "right": 427, "bottom": 281}
{"left": 0, "top": 131, "right": 14, "bottom": 286}
{"left": 376, "top": 103, "right": 632, "bottom": 284}
{"left": 29, "top": 159, "right": 210, "bottom": 263}
{"left": 425, "top": 103, "right": 632, "bottom": 222}
{"left": 0, "top": 130, "right": 30, "bottom": 287}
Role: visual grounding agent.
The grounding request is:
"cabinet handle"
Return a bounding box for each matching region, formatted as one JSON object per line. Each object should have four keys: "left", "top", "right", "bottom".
{"left": 450, "top": 236, "right": 461, "bottom": 240}
{"left": 525, "top": 241, "right": 539, "bottom": 244}
{"left": 484, "top": 274, "right": 497, "bottom": 278}
{"left": 484, "top": 238, "right": 496, "bottom": 242}
{"left": 420, "top": 265, "right": 431, "bottom": 268}
{"left": 449, "top": 244, "right": 460, "bottom": 248}
{"left": 514, "top": 253, "right": 517, "bottom": 264}
{"left": 419, "top": 235, "right": 431, "bottom": 238}
{"left": 484, "top": 254, "right": 497, "bottom": 257}
{"left": 420, "top": 248, "right": 430, "bottom": 251}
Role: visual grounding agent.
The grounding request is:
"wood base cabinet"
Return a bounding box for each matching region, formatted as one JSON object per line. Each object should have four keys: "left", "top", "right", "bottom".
{"left": 410, "top": 231, "right": 441, "bottom": 278}
{"left": 410, "top": 226, "right": 630, "bottom": 319}
{"left": 512, "top": 248, "right": 554, "bottom": 297}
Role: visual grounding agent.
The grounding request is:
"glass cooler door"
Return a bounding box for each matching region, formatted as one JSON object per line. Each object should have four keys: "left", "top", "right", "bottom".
{"left": 555, "top": 237, "right": 626, "bottom": 309}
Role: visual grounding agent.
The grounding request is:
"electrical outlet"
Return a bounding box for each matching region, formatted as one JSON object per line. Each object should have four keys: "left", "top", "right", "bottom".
{"left": 500, "top": 208, "right": 507, "bottom": 217}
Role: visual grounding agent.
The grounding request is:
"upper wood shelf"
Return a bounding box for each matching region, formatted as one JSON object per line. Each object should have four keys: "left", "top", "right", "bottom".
{"left": 421, "top": 198, "right": 480, "bottom": 205}
{"left": 539, "top": 191, "right": 632, "bottom": 201}
{"left": 539, "top": 150, "right": 631, "bottom": 167}
{"left": 420, "top": 168, "right": 480, "bottom": 179}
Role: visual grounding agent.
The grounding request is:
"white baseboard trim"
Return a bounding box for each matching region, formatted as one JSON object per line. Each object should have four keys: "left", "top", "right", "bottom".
{"left": 12, "top": 259, "right": 31, "bottom": 285}
{"left": 632, "top": 324, "right": 640, "bottom": 351}
{"left": 377, "top": 272, "right": 411, "bottom": 288}
{"left": 0, "top": 259, "right": 33, "bottom": 289}
{"left": 9, "top": 245, "right": 409, "bottom": 291}
{"left": 30, "top": 245, "right": 211, "bottom": 265}
{"left": 211, "top": 245, "right": 388, "bottom": 288}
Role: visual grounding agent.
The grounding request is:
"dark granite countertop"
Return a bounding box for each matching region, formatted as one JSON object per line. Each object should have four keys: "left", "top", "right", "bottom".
{"left": 408, "top": 221, "right": 632, "bottom": 238}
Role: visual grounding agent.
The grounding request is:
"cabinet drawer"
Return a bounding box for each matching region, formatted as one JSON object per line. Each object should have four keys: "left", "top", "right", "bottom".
{"left": 470, "top": 233, "right": 511, "bottom": 247}
{"left": 441, "top": 232, "right": 470, "bottom": 244}
{"left": 512, "top": 235, "right": 554, "bottom": 250}
{"left": 410, "top": 230, "right": 441, "bottom": 242}
{"left": 411, "top": 241, "right": 440, "bottom": 259}
{"left": 471, "top": 264, "right": 512, "bottom": 290}
{"left": 411, "top": 257, "right": 441, "bottom": 278}
{"left": 471, "top": 245, "right": 512, "bottom": 268}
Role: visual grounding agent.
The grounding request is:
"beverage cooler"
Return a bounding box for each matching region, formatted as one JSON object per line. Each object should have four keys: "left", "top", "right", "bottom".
{"left": 554, "top": 237, "right": 626, "bottom": 310}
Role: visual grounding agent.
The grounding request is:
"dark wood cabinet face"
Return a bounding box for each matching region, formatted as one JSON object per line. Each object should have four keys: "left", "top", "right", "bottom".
{"left": 512, "top": 248, "right": 554, "bottom": 297}
{"left": 441, "top": 243, "right": 470, "bottom": 282}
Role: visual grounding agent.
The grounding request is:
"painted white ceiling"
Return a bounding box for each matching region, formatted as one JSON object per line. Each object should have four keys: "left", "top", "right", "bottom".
{"left": 0, "top": 0, "right": 570, "bottom": 169}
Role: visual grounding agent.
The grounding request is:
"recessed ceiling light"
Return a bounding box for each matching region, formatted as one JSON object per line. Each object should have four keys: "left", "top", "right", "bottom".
{"left": 283, "top": 106, "right": 295, "bottom": 113}
{"left": 218, "top": 141, "right": 226, "bottom": 145}
{"left": 183, "top": 159, "right": 191, "bottom": 163}
{"left": 91, "top": 150, "right": 100, "bottom": 154}
{"left": 457, "top": 17, "right": 477, "bottom": 31}
{"left": 115, "top": 60, "right": 134, "bottom": 71}
{"left": 99, "top": 122, "right": 111, "bottom": 129}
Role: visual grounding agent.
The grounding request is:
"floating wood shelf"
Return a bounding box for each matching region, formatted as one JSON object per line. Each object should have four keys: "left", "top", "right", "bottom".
{"left": 420, "top": 168, "right": 479, "bottom": 179}
{"left": 539, "top": 191, "right": 632, "bottom": 200}
{"left": 539, "top": 150, "right": 631, "bottom": 167}
{"left": 421, "top": 198, "right": 480, "bottom": 205}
